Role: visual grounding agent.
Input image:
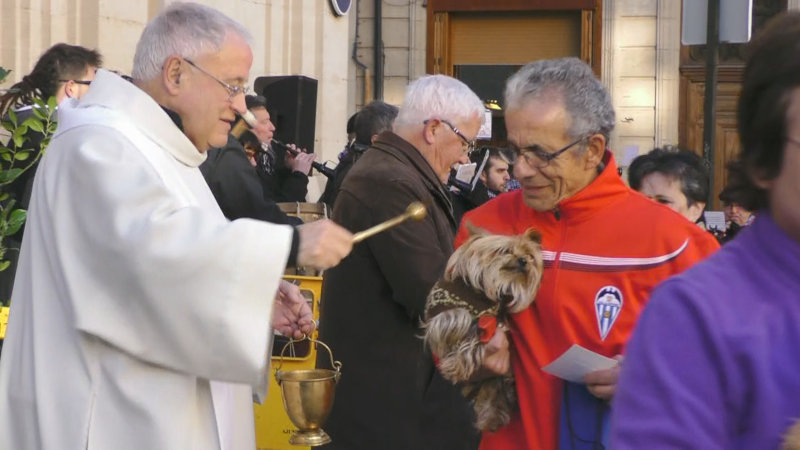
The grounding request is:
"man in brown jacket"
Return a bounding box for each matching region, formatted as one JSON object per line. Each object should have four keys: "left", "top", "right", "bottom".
{"left": 318, "top": 74, "right": 484, "bottom": 450}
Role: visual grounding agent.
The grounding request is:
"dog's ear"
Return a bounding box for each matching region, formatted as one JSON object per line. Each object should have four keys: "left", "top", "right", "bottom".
{"left": 465, "top": 221, "right": 489, "bottom": 238}
{"left": 524, "top": 228, "right": 542, "bottom": 244}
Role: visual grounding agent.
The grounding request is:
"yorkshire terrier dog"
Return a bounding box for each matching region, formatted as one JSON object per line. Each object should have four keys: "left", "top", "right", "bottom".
{"left": 423, "top": 227, "right": 544, "bottom": 431}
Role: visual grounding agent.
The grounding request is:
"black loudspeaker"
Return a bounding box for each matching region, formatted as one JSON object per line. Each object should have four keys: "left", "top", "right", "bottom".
{"left": 254, "top": 75, "right": 318, "bottom": 154}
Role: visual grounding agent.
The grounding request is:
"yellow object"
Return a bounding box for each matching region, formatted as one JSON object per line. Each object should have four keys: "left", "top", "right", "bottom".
{"left": 0, "top": 306, "right": 9, "bottom": 340}
{"left": 254, "top": 275, "right": 322, "bottom": 450}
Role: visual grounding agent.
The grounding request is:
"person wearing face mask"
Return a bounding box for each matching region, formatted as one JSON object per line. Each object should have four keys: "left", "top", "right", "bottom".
{"left": 457, "top": 57, "right": 719, "bottom": 450}
{"left": 0, "top": 3, "right": 353, "bottom": 449}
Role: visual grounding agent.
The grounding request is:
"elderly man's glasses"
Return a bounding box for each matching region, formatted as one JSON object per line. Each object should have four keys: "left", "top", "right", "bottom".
{"left": 424, "top": 118, "right": 476, "bottom": 153}
{"left": 183, "top": 58, "right": 250, "bottom": 101}
{"left": 59, "top": 79, "right": 92, "bottom": 85}
{"left": 512, "top": 136, "right": 588, "bottom": 169}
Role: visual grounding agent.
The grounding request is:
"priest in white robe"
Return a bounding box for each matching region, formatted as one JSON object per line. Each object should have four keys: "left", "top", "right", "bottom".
{"left": 0, "top": 3, "right": 352, "bottom": 449}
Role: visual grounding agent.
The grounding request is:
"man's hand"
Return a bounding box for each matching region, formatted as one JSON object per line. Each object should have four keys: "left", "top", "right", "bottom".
{"left": 296, "top": 219, "right": 353, "bottom": 269}
{"left": 286, "top": 144, "right": 316, "bottom": 174}
{"left": 469, "top": 324, "right": 511, "bottom": 381}
{"left": 483, "top": 324, "right": 511, "bottom": 375}
{"left": 272, "top": 280, "right": 315, "bottom": 339}
{"left": 583, "top": 354, "right": 624, "bottom": 400}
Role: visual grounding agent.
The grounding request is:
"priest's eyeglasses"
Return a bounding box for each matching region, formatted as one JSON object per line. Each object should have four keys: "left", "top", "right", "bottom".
{"left": 424, "top": 118, "right": 476, "bottom": 154}
{"left": 511, "top": 136, "right": 589, "bottom": 169}
{"left": 183, "top": 58, "right": 250, "bottom": 101}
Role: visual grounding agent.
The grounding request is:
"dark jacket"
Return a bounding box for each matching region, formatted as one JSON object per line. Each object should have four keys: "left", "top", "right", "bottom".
{"left": 255, "top": 144, "right": 309, "bottom": 203}
{"left": 317, "top": 131, "right": 479, "bottom": 450}
{"left": 450, "top": 180, "right": 491, "bottom": 228}
{"left": 318, "top": 143, "right": 367, "bottom": 209}
{"left": 200, "top": 135, "right": 300, "bottom": 225}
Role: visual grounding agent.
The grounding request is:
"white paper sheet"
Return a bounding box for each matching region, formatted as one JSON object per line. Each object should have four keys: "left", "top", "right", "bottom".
{"left": 704, "top": 211, "right": 727, "bottom": 232}
{"left": 477, "top": 109, "right": 493, "bottom": 140}
{"left": 541, "top": 344, "right": 618, "bottom": 383}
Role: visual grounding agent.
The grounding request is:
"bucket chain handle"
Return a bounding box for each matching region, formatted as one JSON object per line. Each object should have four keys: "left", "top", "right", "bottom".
{"left": 274, "top": 335, "right": 342, "bottom": 374}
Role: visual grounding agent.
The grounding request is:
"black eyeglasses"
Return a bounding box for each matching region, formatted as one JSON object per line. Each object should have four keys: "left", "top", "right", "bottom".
{"left": 512, "top": 136, "right": 589, "bottom": 169}
{"left": 183, "top": 58, "right": 250, "bottom": 101}
{"left": 423, "top": 118, "right": 476, "bottom": 154}
{"left": 59, "top": 79, "right": 92, "bottom": 85}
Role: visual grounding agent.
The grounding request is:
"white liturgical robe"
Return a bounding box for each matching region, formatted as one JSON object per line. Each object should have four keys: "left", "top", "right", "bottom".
{"left": 0, "top": 70, "right": 293, "bottom": 449}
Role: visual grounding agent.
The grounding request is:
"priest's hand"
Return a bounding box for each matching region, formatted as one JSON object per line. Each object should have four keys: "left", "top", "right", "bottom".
{"left": 272, "top": 280, "right": 315, "bottom": 339}
{"left": 296, "top": 219, "right": 353, "bottom": 269}
{"left": 584, "top": 354, "right": 624, "bottom": 400}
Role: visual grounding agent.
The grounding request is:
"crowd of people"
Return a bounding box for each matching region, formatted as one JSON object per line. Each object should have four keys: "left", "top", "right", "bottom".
{"left": 0, "top": 2, "right": 798, "bottom": 450}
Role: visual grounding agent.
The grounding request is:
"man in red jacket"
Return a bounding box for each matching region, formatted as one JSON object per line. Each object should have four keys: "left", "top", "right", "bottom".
{"left": 457, "top": 57, "right": 719, "bottom": 450}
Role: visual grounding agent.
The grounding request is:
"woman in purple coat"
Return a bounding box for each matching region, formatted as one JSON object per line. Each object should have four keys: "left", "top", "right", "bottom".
{"left": 612, "top": 12, "right": 800, "bottom": 449}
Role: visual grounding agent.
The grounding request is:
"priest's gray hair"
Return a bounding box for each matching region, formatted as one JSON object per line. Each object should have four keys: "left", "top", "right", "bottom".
{"left": 394, "top": 75, "right": 484, "bottom": 129}
{"left": 132, "top": 2, "right": 252, "bottom": 81}
{"left": 504, "top": 57, "right": 615, "bottom": 143}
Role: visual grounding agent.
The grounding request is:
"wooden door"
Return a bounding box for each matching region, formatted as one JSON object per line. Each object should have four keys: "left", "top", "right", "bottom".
{"left": 678, "top": 0, "right": 786, "bottom": 209}
{"left": 426, "top": 0, "right": 601, "bottom": 145}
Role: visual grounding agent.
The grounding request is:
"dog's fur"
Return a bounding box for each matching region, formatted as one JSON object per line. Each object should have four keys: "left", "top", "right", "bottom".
{"left": 423, "top": 227, "right": 544, "bottom": 431}
{"left": 783, "top": 419, "right": 800, "bottom": 450}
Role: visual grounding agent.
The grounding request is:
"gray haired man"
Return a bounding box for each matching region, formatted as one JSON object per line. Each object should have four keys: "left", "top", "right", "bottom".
{"left": 459, "top": 57, "right": 718, "bottom": 449}
{"left": 318, "top": 74, "right": 484, "bottom": 450}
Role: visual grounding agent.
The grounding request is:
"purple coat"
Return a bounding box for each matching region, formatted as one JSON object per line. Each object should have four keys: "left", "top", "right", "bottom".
{"left": 612, "top": 213, "right": 800, "bottom": 449}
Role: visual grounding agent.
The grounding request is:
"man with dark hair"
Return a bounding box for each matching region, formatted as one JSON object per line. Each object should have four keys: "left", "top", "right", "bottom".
{"left": 628, "top": 146, "right": 710, "bottom": 223}
{"left": 245, "top": 94, "right": 315, "bottom": 202}
{"left": 612, "top": 12, "right": 800, "bottom": 448}
{"left": 200, "top": 127, "right": 301, "bottom": 225}
{"left": 0, "top": 43, "right": 102, "bottom": 117}
{"left": 0, "top": 43, "right": 103, "bottom": 301}
{"left": 450, "top": 146, "right": 505, "bottom": 226}
{"left": 318, "top": 100, "right": 399, "bottom": 208}
{"left": 460, "top": 57, "right": 718, "bottom": 449}
{"left": 480, "top": 147, "right": 511, "bottom": 197}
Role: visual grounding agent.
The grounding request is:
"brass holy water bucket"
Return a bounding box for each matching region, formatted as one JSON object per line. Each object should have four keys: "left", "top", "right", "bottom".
{"left": 275, "top": 336, "right": 342, "bottom": 446}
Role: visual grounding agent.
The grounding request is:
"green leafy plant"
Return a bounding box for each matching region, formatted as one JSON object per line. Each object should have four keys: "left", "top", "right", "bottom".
{"left": 0, "top": 67, "right": 58, "bottom": 306}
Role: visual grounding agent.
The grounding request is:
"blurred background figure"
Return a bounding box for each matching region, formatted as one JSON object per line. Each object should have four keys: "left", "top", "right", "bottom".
{"left": 450, "top": 146, "right": 512, "bottom": 226}
{"left": 246, "top": 94, "right": 315, "bottom": 202}
{"left": 480, "top": 147, "right": 511, "bottom": 198}
{"left": 200, "top": 125, "right": 301, "bottom": 225}
{"left": 628, "top": 146, "right": 709, "bottom": 225}
{"left": 0, "top": 43, "right": 101, "bottom": 117}
{"left": 716, "top": 161, "right": 756, "bottom": 242}
{"left": 318, "top": 100, "right": 398, "bottom": 209}
{"left": 0, "top": 43, "right": 102, "bottom": 302}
